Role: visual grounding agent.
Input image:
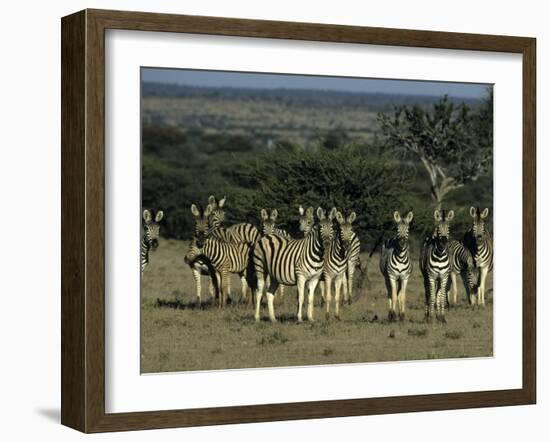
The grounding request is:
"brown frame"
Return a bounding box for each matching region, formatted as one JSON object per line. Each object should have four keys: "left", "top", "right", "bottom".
{"left": 61, "top": 8, "right": 536, "bottom": 433}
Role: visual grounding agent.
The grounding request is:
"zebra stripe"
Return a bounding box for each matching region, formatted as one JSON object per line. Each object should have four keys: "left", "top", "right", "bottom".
{"left": 260, "top": 208, "right": 291, "bottom": 238}
{"left": 420, "top": 209, "right": 453, "bottom": 323}
{"left": 186, "top": 236, "right": 252, "bottom": 308}
{"left": 464, "top": 206, "right": 494, "bottom": 306}
{"left": 321, "top": 209, "right": 352, "bottom": 320}
{"left": 253, "top": 207, "right": 327, "bottom": 322}
{"left": 447, "top": 239, "right": 476, "bottom": 306}
{"left": 141, "top": 209, "right": 163, "bottom": 273}
{"left": 380, "top": 211, "right": 413, "bottom": 321}
{"left": 183, "top": 239, "right": 216, "bottom": 305}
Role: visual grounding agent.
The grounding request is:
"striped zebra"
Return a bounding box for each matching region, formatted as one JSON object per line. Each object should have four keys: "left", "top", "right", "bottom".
{"left": 206, "top": 195, "right": 261, "bottom": 244}
{"left": 420, "top": 209, "right": 454, "bottom": 323}
{"left": 321, "top": 209, "right": 356, "bottom": 321}
{"left": 260, "top": 209, "right": 291, "bottom": 238}
{"left": 252, "top": 207, "right": 328, "bottom": 323}
{"left": 447, "top": 240, "right": 477, "bottom": 306}
{"left": 185, "top": 235, "right": 253, "bottom": 308}
{"left": 141, "top": 209, "right": 163, "bottom": 273}
{"left": 380, "top": 211, "right": 413, "bottom": 322}
{"left": 464, "top": 207, "right": 493, "bottom": 306}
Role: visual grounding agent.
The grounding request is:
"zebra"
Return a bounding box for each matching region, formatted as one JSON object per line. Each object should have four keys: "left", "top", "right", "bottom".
{"left": 260, "top": 208, "right": 290, "bottom": 300}
{"left": 420, "top": 209, "right": 454, "bottom": 323}
{"left": 141, "top": 209, "right": 164, "bottom": 273}
{"left": 206, "top": 195, "right": 261, "bottom": 245}
{"left": 252, "top": 207, "right": 328, "bottom": 323}
{"left": 185, "top": 235, "right": 253, "bottom": 308}
{"left": 321, "top": 208, "right": 356, "bottom": 321}
{"left": 380, "top": 211, "right": 413, "bottom": 322}
{"left": 260, "top": 209, "right": 291, "bottom": 238}
{"left": 464, "top": 207, "right": 494, "bottom": 306}
{"left": 447, "top": 240, "right": 477, "bottom": 306}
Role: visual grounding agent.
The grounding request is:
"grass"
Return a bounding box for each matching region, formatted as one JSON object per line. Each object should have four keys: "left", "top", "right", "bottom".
{"left": 141, "top": 238, "right": 493, "bottom": 373}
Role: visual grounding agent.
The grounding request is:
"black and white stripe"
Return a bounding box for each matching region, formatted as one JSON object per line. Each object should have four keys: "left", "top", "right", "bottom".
{"left": 260, "top": 208, "right": 291, "bottom": 238}
{"left": 185, "top": 236, "right": 253, "bottom": 308}
{"left": 183, "top": 238, "right": 216, "bottom": 305}
{"left": 464, "top": 207, "right": 493, "bottom": 306}
{"left": 321, "top": 209, "right": 356, "bottom": 320}
{"left": 447, "top": 239, "right": 477, "bottom": 306}
{"left": 141, "top": 209, "right": 163, "bottom": 273}
{"left": 343, "top": 214, "right": 360, "bottom": 305}
{"left": 252, "top": 207, "right": 328, "bottom": 322}
{"left": 380, "top": 211, "right": 413, "bottom": 321}
{"left": 420, "top": 209, "right": 454, "bottom": 323}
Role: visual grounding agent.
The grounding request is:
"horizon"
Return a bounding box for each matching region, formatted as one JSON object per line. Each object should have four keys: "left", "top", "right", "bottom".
{"left": 142, "top": 67, "right": 491, "bottom": 99}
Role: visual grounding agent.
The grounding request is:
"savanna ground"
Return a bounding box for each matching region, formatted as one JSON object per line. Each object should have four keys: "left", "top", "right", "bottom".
{"left": 141, "top": 238, "right": 493, "bottom": 373}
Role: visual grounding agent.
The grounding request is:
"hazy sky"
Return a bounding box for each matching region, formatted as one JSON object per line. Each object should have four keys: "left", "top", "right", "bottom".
{"left": 142, "top": 67, "right": 490, "bottom": 98}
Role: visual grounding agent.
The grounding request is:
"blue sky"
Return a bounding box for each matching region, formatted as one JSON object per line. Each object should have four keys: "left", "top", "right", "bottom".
{"left": 142, "top": 67, "right": 490, "bottom": 98}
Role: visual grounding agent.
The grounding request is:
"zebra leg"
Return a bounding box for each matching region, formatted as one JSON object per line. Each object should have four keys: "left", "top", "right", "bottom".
{"left": 334, "top": 275, "right": 345, "bottom": 320}
{"left": 437, "top": 275, "right": 448, "bottom": 323}
{"left": 191, "top": 267, "right": 202, "bottom": 306}
{"left": 239, "top": 272, "right": 249, "bottom": 305}
{"left": 425, "top": 277, "right": 436, "bottom": 322}
{"left": 450, "top": 272, "right": 458, "bottom": 306}
{"left": 479, "top": 266, "right": 489, "bottom": 307}
{"left": 319, "top": 280, "right": 326, "bottom": 306}
{"left": 347, "top": 263, "right": 355, "bottom": 305}
{"left": 254, "top": 274, "right": 265, "bottom": 322}
{"left": 324, "top": 275, "right": 333, "bottom": 321}
{"left": 296, "top": 275, "right": 306, "bottom": 323}
{"left": 341, "top": 273, "right": 349, "bottom": 307}
{"left": 398, "top": 278, "right": 409, "bottom": 321}
{"left": 306, "top": 276, "right": 320, "bottom": 322}
{"left": 266, "top": 279, "right": 279, "bottom": 323}
{"left": 388, "top": 278, "right": 398, "bottom": 322}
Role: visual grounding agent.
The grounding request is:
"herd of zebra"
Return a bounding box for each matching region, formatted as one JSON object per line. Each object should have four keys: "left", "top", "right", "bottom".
{"left": 141, "top": 197, "right": 493, "bottom": 324}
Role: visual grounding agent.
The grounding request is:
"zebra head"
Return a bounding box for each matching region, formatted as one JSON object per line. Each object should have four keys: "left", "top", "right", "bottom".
{"left": 317, "top": 207, "right": 335, "bottom": 247}
{"left": 336, "top": 210, "right": 356, "bottom": 250}
{"left": 207, "top": 195, "right": 226, "bottom": 228}
{"left": 191, "top": 203, "right": 212, "bottom": 247}
{"left": 298, "top": 206, "right": 314, "bottom": 235}
{"left": 142, "top": 209, "right": 164, "bottom": 251}
{"left": 433, "top": 209, "right": 454, "bottom": 249}
{"left": 260, "top": 208, "right": 278, "bottom": 236}
{"left": 394, "top": 211, "right": 413, "bottom": 247}
{"left": 469, "top": 206, "right": 489, "bottom": 240}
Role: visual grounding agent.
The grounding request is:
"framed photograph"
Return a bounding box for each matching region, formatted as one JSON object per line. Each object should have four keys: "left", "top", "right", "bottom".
{"left": 61, "top": 9, "right": 536, "bottom": 433}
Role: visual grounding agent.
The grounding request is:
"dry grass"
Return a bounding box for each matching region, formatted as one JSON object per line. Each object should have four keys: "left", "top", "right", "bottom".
{"left": 141, "top": 238, "right": 493, "bottom": 373}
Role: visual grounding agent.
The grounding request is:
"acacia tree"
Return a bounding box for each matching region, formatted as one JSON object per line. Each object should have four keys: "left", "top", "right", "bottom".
{"left": 378, "top": 94, "right": 493, "bottom": 208}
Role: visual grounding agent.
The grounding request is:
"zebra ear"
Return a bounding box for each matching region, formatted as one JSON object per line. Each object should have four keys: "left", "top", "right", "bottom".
{"left": 469, "top": 206, "right": 477, "bottom": 218}
{"left": 260, "top": 209, "right": 268, "bottom": 220}
{"left": 348, "top": 212, "right": 357, "bottom": 224}
{"left": 208, "top": 195, "right": 216, "bottom": 207}
{"left": 155, "top": 210, "right": 164, "bottom": 222}
{"left": 329, "top": 207, "right": 337, "bottom": 220}
{"left": 336, "top": 211, "right": 344, "bottom": 224}
{"left": 434, "top": 210, "right": 442, "bottom": 222}
{"left": 393, "top": 211, "right": 401, "bottom": 223}
{"left": 271, "top": 209, "right": 278, "bottom": 221}
{"left": 405, "top": 211, "right": 414, "bottom": 223}
{"left": 298, "top": 206, "right": 304, "bottom": 216}
{"left": 191, "top": 204, "right": 200, "bottom": 217}
{"left": 143, "top": 209, "right": 152, "bottom": 223}
{"left": 446, "top": 210, "right": 455, "bottom": 221}
{"left": 204, "top": 204, "right": 213, "bottom": 217}
{"left": 306, "top": 207, "right": 314, "bottom": 218}
{"left": 481, "top": 208, "right": 489, "bottom": 219}
{"left": 218, "top": 196, "right": 226, "bottom": 208}
{"left": 317, "top": 207, "right": 325, "bottom": 220}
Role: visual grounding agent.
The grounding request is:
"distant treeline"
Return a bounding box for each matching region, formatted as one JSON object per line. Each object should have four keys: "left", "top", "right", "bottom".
{"left": 142, "top": 82, "right": 483, "bottom": 113}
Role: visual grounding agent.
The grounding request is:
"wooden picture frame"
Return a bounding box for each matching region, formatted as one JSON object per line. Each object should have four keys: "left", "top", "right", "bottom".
{"left": 61, "top": 8, "right": 536, "bottom": 433}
